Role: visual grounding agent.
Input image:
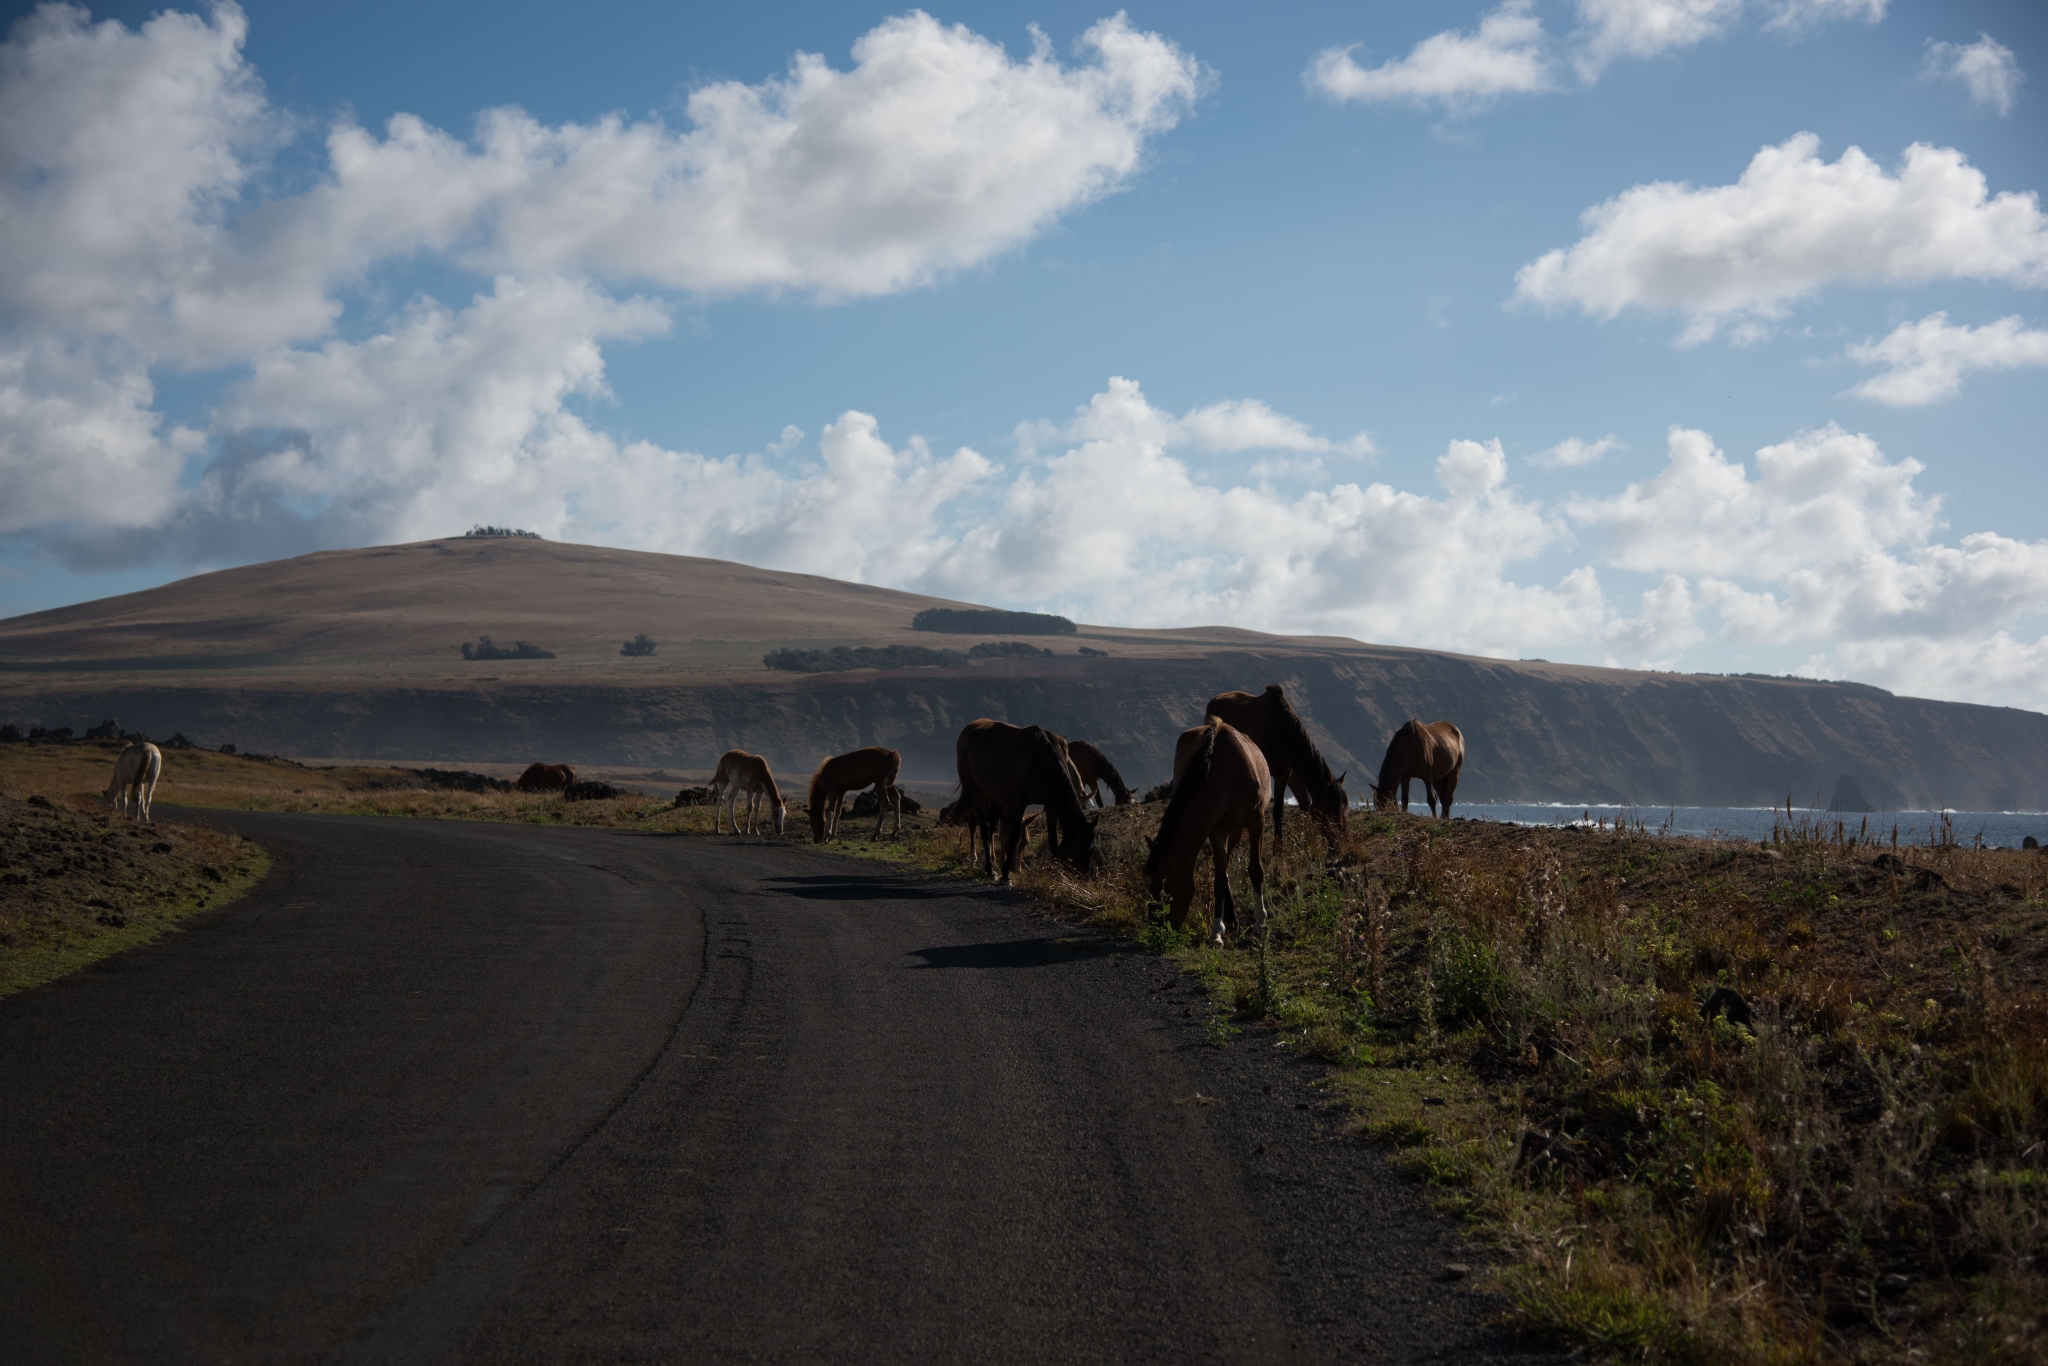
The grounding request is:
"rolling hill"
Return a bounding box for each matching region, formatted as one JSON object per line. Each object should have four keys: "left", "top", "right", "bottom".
{"left": 3, "top": 535, "right": 2044, "bottom": 809}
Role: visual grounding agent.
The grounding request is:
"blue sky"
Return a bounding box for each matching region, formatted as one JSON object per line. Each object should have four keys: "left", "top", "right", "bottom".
{"left": 2, "top": 0, "right": 2044, "bottom": 708}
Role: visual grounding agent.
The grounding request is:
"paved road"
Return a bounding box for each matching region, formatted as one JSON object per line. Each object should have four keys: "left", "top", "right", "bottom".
{"left": 0, "top": 812, "right": 1538, "bottom": 1364}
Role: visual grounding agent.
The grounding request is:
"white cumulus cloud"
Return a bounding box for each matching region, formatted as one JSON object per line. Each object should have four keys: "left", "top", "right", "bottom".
{"left": 1568, "top": 425, "right": 2048, "bottom": 706}
{"left": 1571, "top": 0, "right": 1742, "bottom": 81}
{"left": 1922, "top": 34, "right": 2025, "bottom": 117}
{"left": 1305, "top": 1, "right": 1553, "bottom": 114}
{"left": 0, "top": 2, "right": 1205, "bottom": 536}
{"left": 1845, "top": 312, "right": 2048, "bottom": 406}
{"left": 1514, "top": 133, "right": 2048, "bottom": 341}
{"left": 281, "top": 10, "right": 1205, "bottom": 301}
{"left": 1530, "top": 435, "right": 1624, "bottom": 468}
{"left": 1759, "top": 0, "right": 1886, "bottom": 35}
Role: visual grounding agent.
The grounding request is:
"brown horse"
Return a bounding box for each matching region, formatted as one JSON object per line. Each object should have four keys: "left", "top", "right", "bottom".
{"left": 516, "top": 762, "right": 575, "bottom": 794}
{"left": 1205, "top": 685, "right": 1347, "bottom": 843}
{"left": 1066, "top": 740, "right": 1131, "bottom": 807}
{"left": 711, "top": 749, "right": 786, "bottom": 834}
{"left": 1372, "top": 720, "right": 1464, "bottom": 817}
{"left": 955, "top": 719, "right": 1097, "bottom": 883}
{"left": 808, "top": 746, "right": 902, "bottom": 842}
{"left": 1146, "top": 720, "right": 1271, "bottom": 944}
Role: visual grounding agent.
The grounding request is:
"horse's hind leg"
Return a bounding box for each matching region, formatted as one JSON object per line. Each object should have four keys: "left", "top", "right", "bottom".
{"left": 1209, "top": 832, "right": 1238, "bottom": 945}
{"left": 1246, "top": 819, "right": 1268, "bottom": 930}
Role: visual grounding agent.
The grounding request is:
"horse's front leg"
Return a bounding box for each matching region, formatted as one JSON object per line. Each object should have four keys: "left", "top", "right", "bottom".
{"left": 999, "top": 810, "right": 1027, "bottom": 884}
{"left": 1426, "top": 780, "right": 1441, "bottom": 818}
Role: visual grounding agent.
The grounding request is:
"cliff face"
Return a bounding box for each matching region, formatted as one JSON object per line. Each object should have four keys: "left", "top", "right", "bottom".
{"left": 10, "top": 653, "right": 2043, "bottom": 811}
{"left": 3, "top": 538, "right": 2044, "bottom": 809}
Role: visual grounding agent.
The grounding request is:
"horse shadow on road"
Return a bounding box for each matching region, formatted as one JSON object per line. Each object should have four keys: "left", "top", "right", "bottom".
{"left": 908, "top": 937, "right": 1125, "bottom": 970}
{"left": 759, "top": 873, "right": 960, "bottom": 902}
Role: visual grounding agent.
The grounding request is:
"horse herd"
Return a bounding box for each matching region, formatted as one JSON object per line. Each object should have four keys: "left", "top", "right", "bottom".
{"left": 88, "top": 686, "right": 1464, "bottom": 947}
{"left": 701, "top": 684, "right": 1465, "bottom": 946}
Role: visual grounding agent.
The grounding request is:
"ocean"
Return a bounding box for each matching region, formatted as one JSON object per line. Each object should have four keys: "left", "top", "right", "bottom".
{"left": 1435, "top": 802, "right": 2048, "bottom": 850}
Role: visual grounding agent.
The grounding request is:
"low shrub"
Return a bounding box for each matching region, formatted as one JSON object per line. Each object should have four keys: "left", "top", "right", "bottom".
{"left": 910, "top": 607, "right": 1075, "bottom": 635}
{"left": 460, "top": 635, "right": 555, "bottom": 661}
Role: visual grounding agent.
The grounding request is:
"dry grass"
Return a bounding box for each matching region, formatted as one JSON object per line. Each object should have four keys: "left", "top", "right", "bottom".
{"left": 0, "top": 738, "right": 735, "bottom": 831}
{"left": 0, "top": 789, "right": 266, "bottom": 998}
{"left": 853, "top": 800, "right": 2048, "bottom": 1365}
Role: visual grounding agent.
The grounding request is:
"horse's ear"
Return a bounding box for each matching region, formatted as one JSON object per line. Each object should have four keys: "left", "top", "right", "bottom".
{"left": 1336, "top": 770, "right": 1346, "bottom": 783}
{"left": 1143, "top": 834, "right": 1155, "bottom": 851}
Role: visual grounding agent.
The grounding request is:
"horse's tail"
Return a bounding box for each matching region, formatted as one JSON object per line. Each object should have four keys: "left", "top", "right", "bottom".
{"left": 1148, "top": 721, "right": 1220, "bottom": 874}
{"left": 807, "top": 759, "right": 832, "bottom": 841}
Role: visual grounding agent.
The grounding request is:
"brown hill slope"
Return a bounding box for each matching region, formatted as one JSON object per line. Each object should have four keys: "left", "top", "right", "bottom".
{"left": 3, "top": 537, "right": 2044, "bottom": 808}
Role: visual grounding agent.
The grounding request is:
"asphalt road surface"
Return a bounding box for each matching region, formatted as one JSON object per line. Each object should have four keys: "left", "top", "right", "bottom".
{"left": 0, "top": 812, "right": 1544, "bottom": 1364}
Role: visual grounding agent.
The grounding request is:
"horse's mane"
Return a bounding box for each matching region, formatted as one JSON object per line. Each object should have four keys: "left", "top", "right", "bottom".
{"left": 804, "top": 757, "right": 834, "bottom": 815}
{"left": 1257, "top": 684, "right": 1337, "bottom": 788}
{"left": 1376, "top": 719, "right": 1419, "bottom": 796}
{"left": 1026, "top": 727, "right": 1089, "bottom": 832}
{"left": 1072, "top": 741, "right": 1132, "bottom": 804}
{"left": 1096, "top": 752, "right": 1132, "bottom": 804}
{"left": 1147, "top": 721, "right": 1220, "bottom": 876}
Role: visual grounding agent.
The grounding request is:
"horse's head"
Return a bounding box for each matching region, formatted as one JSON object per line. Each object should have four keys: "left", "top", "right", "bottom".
{"left": 1058, "top": 813, "right": 1100, "bottom": 871}
{"left": 1314, "top": 771, "right": 1350, "bottom": 834}
{"left": 1141, "top": 833, "right": 1166, "bottom": 900}
{"left": 772, "top": 797, "right": 788, "bottom": 835}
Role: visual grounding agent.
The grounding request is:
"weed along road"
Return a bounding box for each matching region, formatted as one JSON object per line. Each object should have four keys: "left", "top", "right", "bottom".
{"left": 0, "top": 812, "right": 1536, "bottom": 1364}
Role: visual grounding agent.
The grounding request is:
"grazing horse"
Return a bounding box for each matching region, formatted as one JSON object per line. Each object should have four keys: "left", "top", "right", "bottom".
{"left": 808, "top": 746, "right": 902, "bottom": 842}
{"left": 1205, "top": 685, "right": 1348, "bottom": 843}
{"left": 1146, "top": 720, "right": 1271, "bottom": 944}
{"left": 1066, "top": 740, "right": 1132, "bottom": 807}
{"left": 1372, "top": 720, "right": 1464, "bottom": 817}
{"left": 515, "top": 762, "right": 575, "bottom": 794}
{"left": 955, "top": 719, "right": 1097, "bottom": 884}
{"left": 103, "top": 741, "right": 162, "bottom": 823}
{"left": 710, "top": 749, "right": 786, "bottom": 835}
{"left": 938, "top": 792, "right": 1039, "bottom": 870}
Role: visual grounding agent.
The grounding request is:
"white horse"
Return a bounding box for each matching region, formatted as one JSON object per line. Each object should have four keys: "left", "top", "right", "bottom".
{"left": 104, "top": 741, "right": 162, "bottom": 823}
{"left": 709, "top": 749, "right": 786, "bottom": 835}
